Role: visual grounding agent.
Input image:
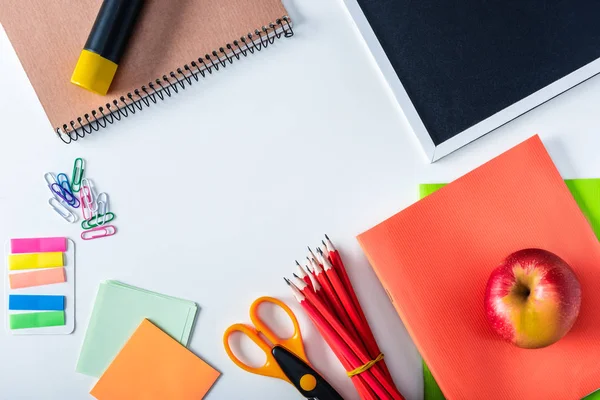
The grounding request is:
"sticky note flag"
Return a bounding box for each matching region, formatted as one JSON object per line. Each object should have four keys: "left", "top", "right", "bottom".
{"left": 8, "top": 252, "right": 64, "bottom": 270}
{"left": 9, "top": 268, "right": 66, "bottom": 289}
{"left": 10, "top": 311, "right": 65, "bottom": 329}
{"left": 91, "top": 319, "right": 220, "bottom": 400}
{"left": 9, "top": 295, "right": 65, "bottom": 311}
{"left": 10, "top": 237, "right": 67, "bottom": 254}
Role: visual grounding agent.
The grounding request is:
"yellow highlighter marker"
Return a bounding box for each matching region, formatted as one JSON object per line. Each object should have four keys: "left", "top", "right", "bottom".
{"left": 71, "top": 0, "right": 144, "bottom": 95}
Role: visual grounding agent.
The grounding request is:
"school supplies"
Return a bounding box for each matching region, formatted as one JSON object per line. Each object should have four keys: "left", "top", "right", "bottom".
{"left": 76, "top": 280, "right": 198, "bottom": 377}
{"left": 71, "top": 0, "right": 145, "bottom": 96}
{"left": 583, "top": 389, "right": 600, "bottom": 400}
{"left": 224, "top": 296, "right": 343, "bottom": 400}
{"left": 9, "top": 294, "right": 65, "bottom": 311}
{"left": 285, "top": 237, "right": 403, "bottom": 400}
{"left": 0, "top": 0, "right": 293, "bottom": 143}
{"left": 419, "top": 178, "right": 600, "bottom": 400}
{"left": 81, "top": 225, "right": 117, "bottom": 241}
{"left": 357, "top": 135, "right": 600, "bottom": 399}
{"left": 91, "top": 319, "right": 219, "bottom": 400}
{"left": 45, "top": 158, "right": 118, "bottom": 239}
{"left": 9, "top": 268, "right": 66, "bottom": 289}
{"left": 5, "top": 237, "right": 75, "bottom": 334}
{"left": 343, "top": 1, "right": 600, "bottom": 161}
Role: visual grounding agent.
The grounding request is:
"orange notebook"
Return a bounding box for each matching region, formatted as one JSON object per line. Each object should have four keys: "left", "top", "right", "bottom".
{"left": 0, "top": 0, "right": 292, "bottom": 143}
{"left": 358, "top": 135, "right": 600, "bottom": 400}
{"left": 90, "top": 319, "right": 220, "bottom": 400}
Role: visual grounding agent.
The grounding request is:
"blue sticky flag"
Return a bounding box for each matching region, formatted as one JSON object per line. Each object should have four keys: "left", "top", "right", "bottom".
{"left": 9, "top": 295, "right": 65, "bottom": 311}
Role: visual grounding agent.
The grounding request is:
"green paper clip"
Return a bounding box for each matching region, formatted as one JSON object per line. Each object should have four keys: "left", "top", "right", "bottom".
{"left": 71, "top": 158, "right": 85, "bottom": 193}
{"left": 82, "top": 212, "right": 116, "bottom": 230}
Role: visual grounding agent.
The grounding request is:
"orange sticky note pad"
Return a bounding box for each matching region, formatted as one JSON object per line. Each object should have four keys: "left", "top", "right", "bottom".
{"left": 358, "top": 136, "right": 600, "bottom": 400}
{"left": 90, "top": 319, "right": 220, "bottom": 400}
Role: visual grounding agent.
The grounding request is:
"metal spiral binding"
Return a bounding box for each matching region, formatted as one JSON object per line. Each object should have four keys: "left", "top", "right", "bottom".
{"left": 56, "top": 16, "right": 294, "bottom": 144}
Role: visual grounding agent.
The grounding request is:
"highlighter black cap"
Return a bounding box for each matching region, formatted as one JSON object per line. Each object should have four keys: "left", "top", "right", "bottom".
{"left": 71, "top": 0, "right": 144, "bottom": 95}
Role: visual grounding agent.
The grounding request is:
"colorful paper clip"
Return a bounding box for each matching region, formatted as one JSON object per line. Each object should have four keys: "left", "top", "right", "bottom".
{"left": 51, "top": 183, "right": 80, "bottom": 208}
{"left": 96, "top": 193, "right": 109, "bottom": 225}
{"left": 80, "top": 178, "right": 98, "bottom": 220}
{"left": 71, "top": 158, "right": 85, "bottom": 193}
{"left": 49, "top": 198, "right": 78, "bottom": 223}
{"left": 81, "top": 225, "right": 116, "bottom": 240}
{"left": 82, "top": 212, "right": 116, "bottom": 230}
{"left": 44, "top": 172, "right": 58, "bottom": 188}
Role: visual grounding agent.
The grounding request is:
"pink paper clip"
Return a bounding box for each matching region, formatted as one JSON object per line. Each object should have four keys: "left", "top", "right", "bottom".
{"left": 80, "top": 178, "right": 98, "bottom": 220}
{"left": 81, "top": 225, "right": 117, "bottom": 241}
{"left": 80, "top": 190, "right": 94, "bottom": 220}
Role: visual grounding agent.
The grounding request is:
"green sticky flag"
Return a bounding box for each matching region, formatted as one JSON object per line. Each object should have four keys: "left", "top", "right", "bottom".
{"left": 10, "top": 311, "right": 65, "bottom": 329}
{"left": 76, "top": 281, "right": 198, "bottom": 378}
{"left": 419, "top": 178, "right": 600, "bottom": 400}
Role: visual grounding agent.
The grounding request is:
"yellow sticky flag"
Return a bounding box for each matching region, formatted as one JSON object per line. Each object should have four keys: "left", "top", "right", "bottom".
{"left": 8, "top": 252, "right": 64, "bottom": 271}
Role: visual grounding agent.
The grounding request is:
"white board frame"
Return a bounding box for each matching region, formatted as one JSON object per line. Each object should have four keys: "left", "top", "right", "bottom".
{"left": 341, "top": 0, "right": 600, "bottom": 162}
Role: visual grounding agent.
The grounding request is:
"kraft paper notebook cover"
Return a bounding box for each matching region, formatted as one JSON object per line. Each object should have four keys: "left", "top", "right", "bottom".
{"left": 357, "top": 135, "right": 600, "bottom": 399}
{"left": 0, "top": 0, "right": 292, "bottom": 143}
{"left": 91, "top": 319, "right": 219, "bottom": 400}
{"left": 419, "top": 179, "right": 600, "bottom": 400}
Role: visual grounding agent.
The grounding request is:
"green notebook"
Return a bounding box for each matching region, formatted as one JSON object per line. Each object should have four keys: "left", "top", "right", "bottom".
{"left": 76, "top": 281, "right": 198, "bottom": 377}
{"left": 419, "top": 178, "right": 600, "bottom": 400}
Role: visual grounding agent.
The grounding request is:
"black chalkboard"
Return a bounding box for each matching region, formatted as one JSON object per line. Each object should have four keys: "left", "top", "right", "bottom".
{"left": 356, "top": 0, "right": 600, "bottom": 145}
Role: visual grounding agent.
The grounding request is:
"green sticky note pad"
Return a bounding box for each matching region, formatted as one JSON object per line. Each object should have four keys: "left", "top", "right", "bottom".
{"left": 10, "top": 311, "right": 65, "bottom": 329}
{"left": 76, "top": 281, "right": 198, "bottom": 378}
{"left": 419, "top": 179, "right": 600, "bottom": 400}
{"left": 583, "top": 389, "right": 600, "bottom": 400}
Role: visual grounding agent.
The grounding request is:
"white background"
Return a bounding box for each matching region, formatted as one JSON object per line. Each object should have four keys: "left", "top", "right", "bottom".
{"left": 1, "top": 1, "right": 600, "bottom": 399}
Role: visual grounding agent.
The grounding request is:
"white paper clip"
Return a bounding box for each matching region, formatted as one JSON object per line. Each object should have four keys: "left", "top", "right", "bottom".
{"left": 49, "top": 197, "right": 78, "bottom": 223}
{"left": 81, "top": 225, "right": 117, "bottom": 240}
{"left": 96, "top": 193, "right": 109, "bottom": 225}
{"left": 44, "top": 172, "right": 61, "bottom": 199}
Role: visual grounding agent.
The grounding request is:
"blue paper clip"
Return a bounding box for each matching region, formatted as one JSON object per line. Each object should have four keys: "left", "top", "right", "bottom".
{"left": 50, "top": 183, "right": 80, "bottom": 208}
{"left": 57, "top": 173, "right": 72, "bottom": 193}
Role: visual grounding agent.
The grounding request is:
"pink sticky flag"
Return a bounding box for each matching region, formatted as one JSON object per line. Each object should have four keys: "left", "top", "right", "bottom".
{"left": 9, "top": 268, "right": 66, "bottom": 289}
{"left": 10, "top": 237, "right": 67, "bottom": 254}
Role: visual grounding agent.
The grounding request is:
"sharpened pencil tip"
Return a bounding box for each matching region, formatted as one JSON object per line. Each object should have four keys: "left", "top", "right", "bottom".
{"left": 284, "top": 277, "right": 291, "bottom": 285}
{"left": 295, "top": 260, "right": 301, "bottom": 267}
{"left": 292, "top": 273, "right": 300, "bottom": 279}
{"left": 324, "top": 233, "right": 330, "bottom": 240}
{"left": 316, "top": 247, "right": 324, "bottom": 255}
{"left": 322, "top": 240, "right": 327, "bottom": 247}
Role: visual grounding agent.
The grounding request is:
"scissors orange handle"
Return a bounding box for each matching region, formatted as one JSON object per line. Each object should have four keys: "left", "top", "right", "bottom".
{"left": 223, "top": 296, "right": 308, "bottom": 381}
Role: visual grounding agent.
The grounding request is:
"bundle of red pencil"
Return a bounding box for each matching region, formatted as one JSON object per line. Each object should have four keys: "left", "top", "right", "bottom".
{"left": 285, "top": 235, "right": 404, "bottom": 400}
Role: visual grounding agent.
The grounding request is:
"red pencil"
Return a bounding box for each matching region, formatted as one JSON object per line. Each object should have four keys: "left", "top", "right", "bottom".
{"left": 295, "top": 260, "right": 313, "bottom": 291}
{"left": 287, "top": 279, "right": 388, "bottom": 400}
{"left": 302, "top": 264, "right": 335, "bottom": 313}
{"left": 317, "top": 248, "right": 393, "bottom": 381}
{"left": 292, "top": 278, "right": 404, "bottom": 400}
{"left": 309, "top": 256, "right": 363, "bottom": 343}
{"left": 322, "top": 236, "right": 393, "bottom": 381}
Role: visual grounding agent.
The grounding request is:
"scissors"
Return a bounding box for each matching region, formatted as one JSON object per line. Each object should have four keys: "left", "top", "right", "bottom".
{"left": 224, "top": 296, "right": 343, "bottom": 400}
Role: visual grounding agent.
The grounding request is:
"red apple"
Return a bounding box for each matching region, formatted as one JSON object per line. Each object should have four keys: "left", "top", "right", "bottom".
{"left": 484, "top": 249, "right": 581, "bottom": 349}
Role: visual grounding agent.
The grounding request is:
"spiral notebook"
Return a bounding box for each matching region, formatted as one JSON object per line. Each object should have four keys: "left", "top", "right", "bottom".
{"left": 0, "top": 0, "right": 293, "bottom": 143}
